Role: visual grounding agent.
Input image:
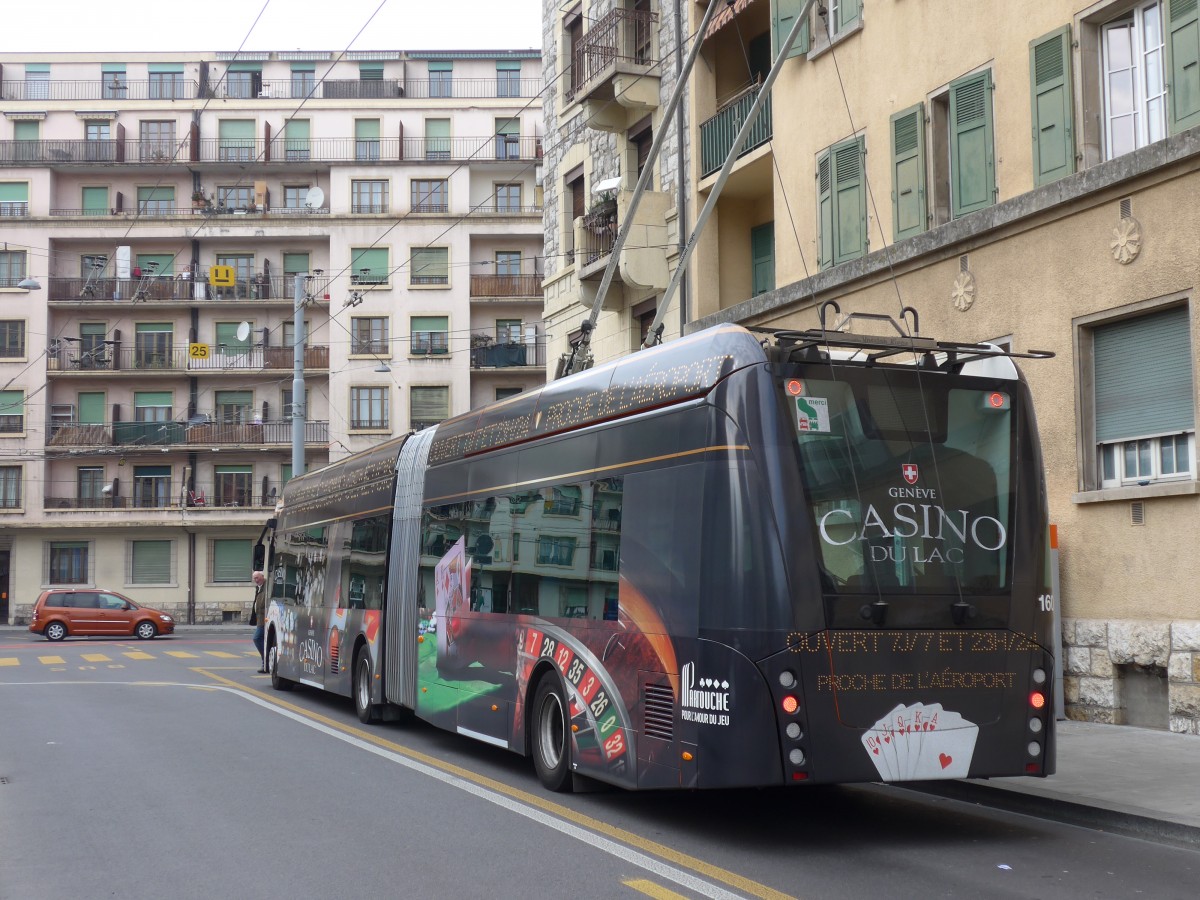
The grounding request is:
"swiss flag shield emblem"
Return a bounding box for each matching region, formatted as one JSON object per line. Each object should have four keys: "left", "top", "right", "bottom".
{"left": 902, "top": 464, "right": 919, "bottom": 485}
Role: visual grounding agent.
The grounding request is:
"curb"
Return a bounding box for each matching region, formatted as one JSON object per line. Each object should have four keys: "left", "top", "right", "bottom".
{"left": 892, "top": 780, "right": 1200, "bottom": 850}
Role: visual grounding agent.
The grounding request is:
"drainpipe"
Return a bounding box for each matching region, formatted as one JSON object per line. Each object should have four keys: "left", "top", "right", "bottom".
{"left": 187, "top": 529, "right": 196, "bottom": 625}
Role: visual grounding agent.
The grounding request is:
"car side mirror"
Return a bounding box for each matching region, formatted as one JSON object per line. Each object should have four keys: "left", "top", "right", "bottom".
{"left": 124, "top": 602, "right": 133, "bottom": 610}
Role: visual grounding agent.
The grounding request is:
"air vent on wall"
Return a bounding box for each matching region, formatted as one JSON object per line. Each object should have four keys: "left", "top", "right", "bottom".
{"left": 960, "top": 254, "right": 969, "bottom": 272}
{"left": 642, "top": 683, "right": 675, "bottom": 741}
{"left": 1120, "top": 197, "right": 1133, "bottom": 219}
{"left": 1131, "top": 501, "right": 1145, "bottom": 526}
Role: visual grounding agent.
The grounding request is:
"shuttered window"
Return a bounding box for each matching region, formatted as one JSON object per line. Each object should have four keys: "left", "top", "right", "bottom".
{"left": 751, "top": 222, "right": 775, "bottom": 296}
{"left": 949, "top": 70, "right": 996, "bottom": 218}
{"left": 772, "top": 0, "right": 811, "bottom": 60}
{"left": 411, "top": 315, "right": 449, "bottom": 354}
{"left": 78, "top": 392, "right": 104, "bottom": 425}
{"left": 890, "top": 103, "right": 927, "bottom": 240}
{"left": 817, "top": 136, "right": 867, "bottom": 268}
{"left": 410, "top": 247, "right": 449, "bottom": 285}
{"left": 212, "top": 539, "right": 252, "bottom": 583}
{"left": 82, "top": 186, "right": 108, "bottom": 215}
{"left": 355, "top": 118, "right": 381, "bottom": 161}
{"left": 284, "top": 119, "right": 310, "bottom": 160}
{"left": 410, "top": 386, "right": 449, "bottom": 430}
{"left": 425, "top": 118, "right": 450, "bottom": 160}
{"left": 1168, "top": 0, "right": 1200, "bottom": 131}
{"left": 130, "top": 540, "right": 172, "bottom": 584}
{"left": 0, "top": 390, "right": 24, "bottom": 433}
{"left": 350, "top": 247, "right": 389, "bottom": 285}
{"left": 1030, "top": 27, "right": 1076, "bottom": 186}
{"left": 218, "top": 120, "right": 255, "bottom": 161}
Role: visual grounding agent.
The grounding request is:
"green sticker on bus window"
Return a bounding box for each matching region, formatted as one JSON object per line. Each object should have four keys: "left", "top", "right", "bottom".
{"left": 795, "top": 396, "right": 830, "bottom": 433}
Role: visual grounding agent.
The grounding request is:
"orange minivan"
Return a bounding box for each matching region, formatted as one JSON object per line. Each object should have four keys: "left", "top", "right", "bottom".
{"left": 29, "top": 589, "right": 175, "bottom": 641}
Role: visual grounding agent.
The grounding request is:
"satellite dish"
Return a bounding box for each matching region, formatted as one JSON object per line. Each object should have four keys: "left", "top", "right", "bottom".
{"left": 304, "top": 186, "right": 325, "bottom": 209}
{"left": 236, "top": 321, "right": 251, "bottom": 342}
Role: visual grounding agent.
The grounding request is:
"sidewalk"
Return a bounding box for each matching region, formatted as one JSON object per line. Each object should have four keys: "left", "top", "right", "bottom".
{"left": 900, "top": 719, "right": 1200, "bottom": 847}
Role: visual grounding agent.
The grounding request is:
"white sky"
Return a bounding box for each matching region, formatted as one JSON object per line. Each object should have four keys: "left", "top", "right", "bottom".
{"left": 4, "top": 0, "right": 543, "bottom": 53}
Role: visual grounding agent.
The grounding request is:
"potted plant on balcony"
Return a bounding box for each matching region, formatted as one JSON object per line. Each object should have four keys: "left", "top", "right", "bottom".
{"left": 590, "top": 190, "right": 617, "bottom": 220}
{"left": 191, "top": 189, "right": 211, "bottom": 210}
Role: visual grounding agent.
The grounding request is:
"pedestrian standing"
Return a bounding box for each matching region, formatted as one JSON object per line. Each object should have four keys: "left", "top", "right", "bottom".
{"left": 251, "top": 570, "right": 267, "bottom": 673}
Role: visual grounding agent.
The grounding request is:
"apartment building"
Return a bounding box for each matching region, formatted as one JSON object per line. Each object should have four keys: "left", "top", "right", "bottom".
{"left": 684, "top": 0, "right": 1200, "bottom": 733}
{"left": 540, "top": 0, "right": 691, "bottom": 372}
{"left": 0, "top": 49, "right": 546, "bottom": 624}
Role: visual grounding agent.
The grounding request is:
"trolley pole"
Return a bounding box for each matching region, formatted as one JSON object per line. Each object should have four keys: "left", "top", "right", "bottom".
{"left": 292, "top": 273, "right": 306, "bottom": 478}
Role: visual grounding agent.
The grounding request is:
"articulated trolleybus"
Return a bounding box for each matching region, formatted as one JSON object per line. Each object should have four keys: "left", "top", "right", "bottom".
{"left": 262, "top": 307, "right": 1056, "bottom": 792}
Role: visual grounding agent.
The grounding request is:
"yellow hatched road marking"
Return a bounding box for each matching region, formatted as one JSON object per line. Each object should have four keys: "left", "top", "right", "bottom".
{"left": 39, "top": 656, "right": 66, "bottom": 665}
{"left": 624, "top": 879, "right": 690, "bottom": 900}
{"left": 165, "top": 651, "right": 200, "bottom": 658}
{"left": 0, "top": 658, "right": 18, "bottom": 667}
{"left": 204, "top": 651, "right": 240, "bottom": 659}
{"left": 123, "top": 651, "right": 155, "bottom": 660}
{"left": 81, "top": 653, "right": 111, "bottom": 662}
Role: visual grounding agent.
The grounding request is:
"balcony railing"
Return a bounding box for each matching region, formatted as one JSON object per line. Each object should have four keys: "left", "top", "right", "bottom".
{"left": 469, "top": 340, "right": 546, "bottom": 369}
{"left": 0, "top": 79, "right": 199, "bottom": 101}
{"left": 47, "top": 276, "right": 330, "bottom": 303}
{"left": 48, "top": 207, "right": 330, "bottom": 218}
{"left": 45, "top": 343, "right": 329, "bottom": 372}
{"left": 699, "top": 83, "right": 773, "bottom": 179}
{"left": 567, "top": 8, "right": 658, "bottom": 102}
{"left": 402, "top": 77, "right": 544, "bottom": 99}
{"left": 579, "top": 210, "right": 617, "bottom": 267}
{"left": 469, "top": 274, "right": 543, "bottom": 298}
{"left": 45, "top": 418, "right": 329, "bottom": 449}
{"left": 0, "top": 138, "right": 191, "bottom": 165}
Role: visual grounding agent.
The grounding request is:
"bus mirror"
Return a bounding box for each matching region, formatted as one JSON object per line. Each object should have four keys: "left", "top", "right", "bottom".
{"left": 253, "top": 544, "right": 266, "bottom": 570}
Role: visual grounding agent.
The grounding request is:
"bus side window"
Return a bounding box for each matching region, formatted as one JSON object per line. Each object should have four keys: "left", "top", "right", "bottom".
{"left": 345, "top": 512, "right": 389, "bottom": 610}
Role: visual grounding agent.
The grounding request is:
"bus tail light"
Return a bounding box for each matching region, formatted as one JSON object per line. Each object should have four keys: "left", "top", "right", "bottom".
{"left": 781, "top": 695, "right": 799, "bottom": 715}
{"left": 1029, "top": 691, "right": 1046, "bottom": 710}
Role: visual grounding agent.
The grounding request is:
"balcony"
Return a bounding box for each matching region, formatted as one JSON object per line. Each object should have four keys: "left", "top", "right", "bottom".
{"left": 0, "top": 139, "right": 195, "bottom": 166}
{"left": 401, "top": 78, "right": 544, "bottom": 99}
{"left": 46, "top": 276, "right": 331, "bottom": 305}
{"left": 0, "top": 79, "right": 198, "bottom": 101}
{"left": 573, "top": 189, "right": 671, "bottom": 295}
{"left": 469, "top": 274, "right": 543, "bottom": 299}
{"left": 469, "top": 337, "right": 547, "bottom": 369}
{"left": 46, "top": 343, "right": 329, "bottom": 373}
{"left": 567, "top": 8, "right": 660, "bottom": 130}
{"left": 45, "top": 418, "right": 330, "bottom": 450}
{"left": 699, "top": 83, "right": 773, "bottom": 179}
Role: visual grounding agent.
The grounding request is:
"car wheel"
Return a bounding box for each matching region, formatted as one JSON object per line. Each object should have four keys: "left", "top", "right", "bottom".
{"left": 532, "top": 674, "right": 572, "bottom": 792}
{"left": 268, "top": 640, "right": 294, "bottom": 692}
{"left": 354, "top": 651, "right": 378, "bottom": 724}
{"left": 135, "top": 621, "right": 157, "bottom": 640}
{"left": 44, "top": 621, "right": 67, "bottom": 642}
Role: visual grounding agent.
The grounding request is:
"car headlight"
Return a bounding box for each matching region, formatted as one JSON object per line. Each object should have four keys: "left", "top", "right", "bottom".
{"left": 159, "top": 615, "right": 173, "bottom": 622}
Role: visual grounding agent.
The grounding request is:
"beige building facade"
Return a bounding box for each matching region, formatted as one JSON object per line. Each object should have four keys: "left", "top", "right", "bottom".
{"left": 686, "top": 0, "right": 1200, "bottom": 733}
{"left": 0, "top": 49, "right": 546, "bottom": 625}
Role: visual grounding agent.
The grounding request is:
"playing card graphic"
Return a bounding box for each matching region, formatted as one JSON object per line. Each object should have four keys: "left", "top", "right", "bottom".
{"left": 862, "top": 703, "right": 979, "bottom": 781}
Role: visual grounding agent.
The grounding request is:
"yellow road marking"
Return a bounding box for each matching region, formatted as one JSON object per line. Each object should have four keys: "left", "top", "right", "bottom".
{"left": 204, "top": 651, "right": 240, "bottom": 659}
{"left": 165, "top": 651, "right": 199, "bottom": 659}
{"left": 0, "top": 658, "right": 18, "bottom": 667}
{"left": 82, "top": 653, "right": 111, "bottom": 662}
{"left": 39, "top": 656, "right": 66, "bottom": 665}
{"left": 196, "top": 668, "right": 795, "bottom": 900}
{"left": 123, "top": 651, "right": 154, "bottom": 660}
{"left": 624, "top": 879, "right": 690, "bottom": 900}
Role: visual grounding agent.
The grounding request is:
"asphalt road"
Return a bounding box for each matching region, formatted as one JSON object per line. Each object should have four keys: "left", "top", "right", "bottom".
{"left": 2, "top": 631, "right": 1197, "bottom": 899}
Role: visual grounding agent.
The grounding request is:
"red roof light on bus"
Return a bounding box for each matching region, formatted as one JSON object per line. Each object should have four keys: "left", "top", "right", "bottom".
{"left": 786, "top": 379, "right": 804, "bottom": 396}
{"left": 781, "top": 695, "right": 799, "bottom": 715}
{"left": 1029, "top": 691, "right": 1046, "bottom": 710}
{"left": 988, "top": 392, "right": 1009, "bottom": 409}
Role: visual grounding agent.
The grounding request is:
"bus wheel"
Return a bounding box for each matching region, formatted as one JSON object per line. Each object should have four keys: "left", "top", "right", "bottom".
{"left": 532, "top": 675, "right": 572, "bottom": 792}
{"left": 268, "top": 641, "right": 294, "bottom": 692}
{"left": 354, "top": 651, "right": 379, "bottom": 724}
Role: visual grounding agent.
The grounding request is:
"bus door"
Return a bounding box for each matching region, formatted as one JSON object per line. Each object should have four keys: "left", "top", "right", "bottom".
{"left": 277, "top": 521, "right": 338, "bottom": 690}
{"left": 331, "top": 511, "right": 390, "bottom": 699}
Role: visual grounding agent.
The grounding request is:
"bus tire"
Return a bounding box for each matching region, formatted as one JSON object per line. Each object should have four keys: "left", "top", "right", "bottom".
{"left": 354, "top": 650, "right": 379, "bottom": 724}
{"left": 268, "top": 639, "right": 294, "bottom": 692}
{"left": 531, "top": 674, "right": 572, "bottom": 792}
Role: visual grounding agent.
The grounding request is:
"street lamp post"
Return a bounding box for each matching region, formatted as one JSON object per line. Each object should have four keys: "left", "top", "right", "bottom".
{"left": 292, "top": 273, "right": 306, "bottom": 478}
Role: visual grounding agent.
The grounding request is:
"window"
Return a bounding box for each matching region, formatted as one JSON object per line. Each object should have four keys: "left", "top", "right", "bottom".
{"left": 1029, "top": 27, "right": 1075, "bottom": 186}
{"left": 217, "top": 185, "right": 253, "bottom": 210}
{"left": 212, "top": 539, "right": 252, "bottom": 583}
{"left": 411, "top": 316, "right": 449, "bottom": 354}
{"left": 350, "top": 247, "right": 389, "bottom": 285}
{"left": 284, "top": 119, "right": 310, "bottom": 161}
{"left": 281, "top": 389, "right": 309, "bottom": 420}
{"left": 537, "top": 535, "right": 577, "bottom": 567}
{"left": 215, "top": 390, "right": 252, "bottom": 424}
{"left": 82, "top": 187, "right": 109, "bottom": 217}
{"left": 132, "top": 465, "right": 170, "bottom": 508}
{"left": 411, "top": 385, "right": 449, "bottom": 430}
{"left": 351, "top": 317, "right": 389, "bottom": 355}
{"left": 282, "top": 319, "right": 311, "bottom": 349}
{"left": 351, "top": 386, "right": 389, "bottom": 430}
{"left": 564, "top": 168, "right": 585, "bottom": 262}
{"left": 496, "top": 387, "right": 522, "bottom": 401}
{"left": 0, "top": 466, "right": 20, "bottom": 508}
{"left": 215, "top": 322, "right": 252, "bottom": 355}
{"left": 823, "top": 0, "right": 861, "bottom": 40}
{"left": 282, "top": 253, "right": 310, "bottom": 295}
{"left": 496, "top": 319, "right": 522, "bottom": 343}
{"left": 410, "top": 247, "right": 449, "bottom": 285}
{"left": 291, "top": 66, "right": 316, "bottom": 99}
{"left": 136, "top": 253, "right": 173, "bottom": 278}
{"left": 78, "top": 467, "right": 105, "bottom": 507}
{"left": 148, "top": 67, "right": 187, "bottom": 100}
{"left": 0, "top": 250, "right": 27, "bottom": 287}
{"left": 817, "top": 136, "right": 867, "bottom": 268}
{"left": 129, "top": 540, "right": 172, "bottom": 584}
{"left": 495, "top": 251, "right": 522, "bottom": 277}
{"left": 102, "top": 65, "right": 127, "bottom": 99}
{"left": 425, "top": 118, "right": 450, "bottom": 160}
{"left": 0, "top": 322, "right": 24, "bottom": 359}
{"left": 0, "top": 183, "right": 29, "bottom": 219}
{"left": 495, "top": 117, "right": 520, "bottom": 159}
{"left": 1089, "top": 304, "right": 1195, "bottom": 489}
{"left": 24, "top": 64, "right": 49, "bottom": 100}
{"left": 948, "top": 70, "right": 996, "bottom": 219}
{"left": 138, "top": 121, "right": 175, "bottom": 161}
{"left": 429, "top": 61, "right": 453, "bottom": 98}
{"left": 352, "top": 179, "right": 389, "bottom": 214}
{"left": 225, "top": 67, "right": 261, "bottom": 99}
{"left": 1102, "top": 1, "right": 1166, "bottom": 158}
{"left": 215, "top": 466, "right": 252, "bottom": 506}
{"left": 495, "top": 182, "right": 521, "bottom": 211}
{"left": 891, "top": 103, "right": 928, "bottom": 238}
{"left": 82, "top": 121, "right": 113, "bottom": 161}
{"left": 218, "top": 119, "right": 256, "bottom": 162}
{"left": 134, "top": 391, "right": 172, "bottom": 423}
{"left": 355, "top": 119, "right": 381, "bottom": 161}
{"left": 136, "top": 186, "right": 175, "bottom": 215}
{"left": 751, "top": 222, "right": 775, "bottom": 296}
{"left": 283, "top": 185, "right": 310, "bottom": 210}
{"left": 134, "top": 325, "right": 173, "bottom": 369}
{"left": 0, "top": 390, "right": 24, "bottom": 433}
{"left": 496, "top": 59, "right": 522, "bottom": 97}
{"left": 411, "top": 179, "right": 448, "bottom": 212}
{"left": 48, "top": 541, "right": 90, "bottom": 584}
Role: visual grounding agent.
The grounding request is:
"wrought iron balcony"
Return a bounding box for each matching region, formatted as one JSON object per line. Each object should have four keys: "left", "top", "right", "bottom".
{"left": 44, "top": 418, "right": 330, "bottom": 450}
{"left": 0, "top": 79, "right": 198, "bottom": 101}
{"left": 699, "top": 83, "right": 773, "bottom": 179}
{"left": 469, "top": 338, "right": 547, "bottom": 369}
{"left": 45, "top": 343, "right": 329, "bottom": 373}
{"left": 47, "top": 276, "right": 331, "bottom": 304}
{"left": 566, "top": 8, "right": 659, "bottom": 103}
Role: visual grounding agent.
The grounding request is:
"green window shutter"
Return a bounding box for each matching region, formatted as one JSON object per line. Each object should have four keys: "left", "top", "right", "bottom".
{"left": 411, "top": 386, "right": 449, "bottom": 422}
{"left": 131, "top": 540, "right": 172, "bottom": 584}
{"left": 1030, "top": 26, "right": 1075, "bottom": 186}
{"left": 1094, "top": 306, "right": 1195, "bottom": 442}
{"left": 891, "top": 104, "right": 927, "bottom": 240}
{"left": 135, "top": 253, "right": 174, "bottom": 275}
{"left": 215, "top": 322, "right": 250, "bottom": 352}
{"left": 817, "top": 151, "right": 833, "bottom": 269}
{"left": 218, "top": 119, "right": 255, "bottom": 151}
{"left": 134, "top": 391, "right": 173, "bottom": 408}
{"left": 495, "top": 117, "right": 519, "bottom": 136}
{"left": 148, "top": 64, "right": 184, "bottom": 74}
{"left": 839, "top": 0, "right": 861, "bottom": 30}
{"left": 0, "top": 184, "right": 28, "bottom": 202}
{"left": 428, "top": 61, "right": 453, "bottom": 72}
{"left": 351, "top": 247, "right": 389, "bottom": 281}
{"left": 227, "top": 62, "right": 261, "bottom": 73}
{"left": 772, "top": 0, "right": 810, "bottom": 60}
{"left": 751, "top": 222, "right": 775, "bottom": 295}
{"left": 82, "top": 186, "right": 108, "bottom": 213}
{"left": 212, "top": 539, "right": 252, "bottom": 582}
{"left": 291, "top": 63, "right": 315, "bottom": 73}
{"left": 411, "top": 315, "right": 448, "bottom": 332}
{"left": 355, "top": 119, "right": 381, "bottom": 140}
{"left": 13, "top": 122, "right": 38, "bottom": 141}
{"left": 425, "top": 118, "right": 450, "bottom": 139}
{"left": 411, "top": 247, "right": 448, "bottom": 280}
{"left": 359, "top": 64, "right": 384, "bottom": 80}
{"left": 832, "top": 136, "right": 866, "bottom": 265}
{"left": 136, "top": 187, "right": 174, "bottom": 205}
{"left": 102, "top": 63, "right": 125, "bottom": 74}
{"left": 24, "top": 64, "right": 49, "bottom": 74}
{"left": 215, "top": 465, "right": 252, "bottom": 475}
{"left": 949, "top": 70, "right": 996, "bottom": 218}
{"left": 284, "top": 119, "right": 310, "bottom": 140}
{"left": 282, "top": 252, "right": 309, "bottom": 275}
{"left": 0, "top": 390, "right": 24, "bottom": 417}
{"left": 1167, "top": 0, "right": 1200, "bottom": 132}
{"left": 496, "top": 59, "right": 522, "bottom": 70}
{"left": 215, "top": 390, "right": 252, "bottom": 407}
{"left": 133, "top": 465, "right": 170, "bottom": 477}
{"left": 77, "top": 392, "right": 104, "bottom": 424}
